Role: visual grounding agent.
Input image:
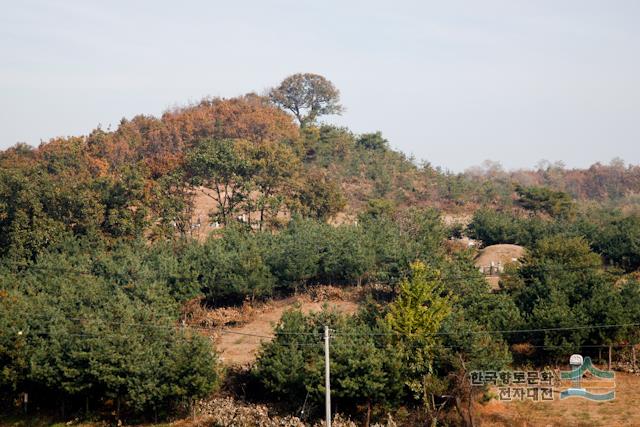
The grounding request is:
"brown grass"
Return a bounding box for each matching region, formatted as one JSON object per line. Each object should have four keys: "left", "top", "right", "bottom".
{"left": 201, "top": 287, "right": 360, "bottom": 366}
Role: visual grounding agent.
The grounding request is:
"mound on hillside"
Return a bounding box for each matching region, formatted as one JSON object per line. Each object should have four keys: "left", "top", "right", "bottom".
{"left": 474, "top": 244, "right": 525, "bottom": 290}
{"left": 475, "top": 244, "right": 525, "bottom": 268}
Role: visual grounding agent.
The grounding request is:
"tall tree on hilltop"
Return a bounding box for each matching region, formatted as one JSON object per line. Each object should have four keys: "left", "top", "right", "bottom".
{"left": 269, "top": 73, "right": 343, "bottom": 127}
{"left": 237, "top": 139, "right": 300, "bottom": 230}
{"left": 185, "top": 139, "right": 250, "bottom": 226}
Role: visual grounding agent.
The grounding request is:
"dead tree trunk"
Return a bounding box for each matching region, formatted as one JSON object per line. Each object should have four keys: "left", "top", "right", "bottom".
{"left": 431, "top": 394, "right": 437, "bottom": 427}
{"left": 454, "top": 397, "right": 465, "bottom": 425}
{"left": 457, "top": 354, "right": 475, "bottom": 427}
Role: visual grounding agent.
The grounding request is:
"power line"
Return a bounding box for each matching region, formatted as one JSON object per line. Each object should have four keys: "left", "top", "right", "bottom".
{"left": 331, "top": 322, "right": 640, "bottom": 338}
{"left": 8, "top": 265, "right": 639, "bottom": 348}
{"left": 15, "top": 327, "right": 640, "bottom": 352}
{"left": 12, "top": 314, "right": 640, "bottom": 355}
{"left": 16, "top": 314, "right": 640, "bottom": 340}
{"left": 15, "top": 328, "right": 324, "bottom": 347}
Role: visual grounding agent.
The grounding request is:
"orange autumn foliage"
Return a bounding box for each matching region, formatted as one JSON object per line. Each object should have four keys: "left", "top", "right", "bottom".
{"left": 75, "top": 94, "right": 299, "bottom": 178}
{"left": 161, "top": 94, "right": 298, "bottom": 144}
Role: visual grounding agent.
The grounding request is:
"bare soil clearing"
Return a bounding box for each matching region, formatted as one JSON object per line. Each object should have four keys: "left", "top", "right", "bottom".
{"left": 214, "top": 295, "right": 359, "bottom": 365}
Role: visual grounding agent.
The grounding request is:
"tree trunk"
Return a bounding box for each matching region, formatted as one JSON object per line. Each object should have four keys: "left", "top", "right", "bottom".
{"left": 608, "top": 345, "right": 613, "bottom": 371}
{"left": 458, "top": 355, "right": 474, "bottom": 427}
{"left": 454, "top": 397, "right": 469, "bottom": 427}
{"left": 365, "top": 400, "right": 371, "bottom": 427}
{"left": 633, "top": 345, "right": 637, "bottom": 370}
{"left": 259, "top": 207, "right": 265, "bottom": 231}
{"left": 431, "top": 394, "right": 438, "bottom": 427}
{"left": 467, "top": 390, "right": 475, "bottom": 427}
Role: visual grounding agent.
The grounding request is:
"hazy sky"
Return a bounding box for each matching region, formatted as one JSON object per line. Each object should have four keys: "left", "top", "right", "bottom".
{"left": 1, "top": 0, "right": 639, "bottom": 171}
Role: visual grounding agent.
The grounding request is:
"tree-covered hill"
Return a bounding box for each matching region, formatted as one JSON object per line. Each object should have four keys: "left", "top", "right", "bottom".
{"left": 2, "top": 74, "right": 640, "bottom": 425}
{"left": 2, "top": 75, "right": 640, "bottom": 255}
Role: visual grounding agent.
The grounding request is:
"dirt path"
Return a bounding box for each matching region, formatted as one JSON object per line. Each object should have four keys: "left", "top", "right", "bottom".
{"left": 216, "top": 296, "right": 358, "bottom": 365}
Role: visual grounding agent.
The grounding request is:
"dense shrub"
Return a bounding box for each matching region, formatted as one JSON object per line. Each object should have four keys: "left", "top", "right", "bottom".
{"left": 253, "top": 308, "right": 404, "bottom": 421}
{"left": 501, "top": 236, "right": 640, "bottom": 358}
{"left": 467, "top": 206, "right": 640, "bottom": 273}
{"left": 0, "top": 244, "right": 219, "bottom": 418}
{"left": 573, "top": 211, "right": 640, "bottom": 272}
{"left": 466, "top": 208, "right": 565, "bottom": 247}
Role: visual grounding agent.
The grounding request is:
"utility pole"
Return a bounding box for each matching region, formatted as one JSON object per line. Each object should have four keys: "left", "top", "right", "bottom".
{"left": 324, "top": 325, "right": 331, "bottom": 427}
